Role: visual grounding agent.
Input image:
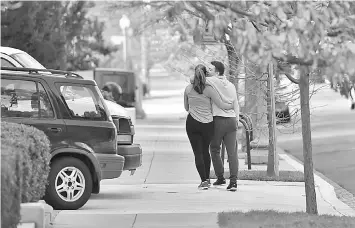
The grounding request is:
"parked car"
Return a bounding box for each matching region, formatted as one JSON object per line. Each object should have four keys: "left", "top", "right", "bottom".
{"left": 275, "top": 76, "right": 295, "bottom": 123}
{"left": 275, "top": 100, "right": 291, "bottom": 123}
{"left": 1, "top": 67, "right": 122, "bottom": 209}
{"left": 1, "top": 47, "right": 142, "bottom": 210}
{"left": 1, "top": 47, "right": 142, "bottom": 173}
{"left": 0, "top": 46, "right": 47, "bottom": 69}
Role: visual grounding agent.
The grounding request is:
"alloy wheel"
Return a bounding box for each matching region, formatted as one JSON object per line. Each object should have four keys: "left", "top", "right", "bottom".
{"left": 55, "top": 166, "right": 86, "bottom": 202}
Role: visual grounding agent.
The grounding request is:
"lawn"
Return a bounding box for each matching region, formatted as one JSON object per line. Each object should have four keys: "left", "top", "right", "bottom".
{"left": 217, "top": 210, "right": 355, "bottom": 228}
{"left": 210, "top": 170, "right": 305, "bottom": 182}
{"left": 238, "top": 170, "right": 304, "bottom": 182}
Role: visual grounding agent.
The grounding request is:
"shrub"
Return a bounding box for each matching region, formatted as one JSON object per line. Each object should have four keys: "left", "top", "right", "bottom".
{"left": 1, "top": 144, "right": 22, "bottom": 228}
{"left": 1, "top": 122, "right": 51, "bottom": 203}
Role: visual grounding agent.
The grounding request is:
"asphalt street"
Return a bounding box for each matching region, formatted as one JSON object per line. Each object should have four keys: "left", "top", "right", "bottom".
{"left": 277, "top": 85, "right": 355, "bottom": 195}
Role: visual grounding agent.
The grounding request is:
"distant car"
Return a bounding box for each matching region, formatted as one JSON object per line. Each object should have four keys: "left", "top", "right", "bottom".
{"left": 0, "top": 46, "right": 46, "bottom": 69}
{"left": 275, "top": 100, "right": 291, "bottom": 123}
{"left": 275, "top": 76, "right": 295, "bottom": 123}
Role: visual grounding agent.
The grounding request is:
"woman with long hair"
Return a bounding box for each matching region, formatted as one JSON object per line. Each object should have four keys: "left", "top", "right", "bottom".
{"left": 184, "top": 64, "right": 233, "bottom": 190}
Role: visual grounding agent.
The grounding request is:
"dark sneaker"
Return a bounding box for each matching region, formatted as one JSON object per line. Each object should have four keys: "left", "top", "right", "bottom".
{"left": 213, "top": 178, "right": 226, "bottom": 186}
{"left": 207, "top": 179, "right": 211, "bottom": 187}
{"left": 198, "top": 181, "right": 209, "bottom": 190}
{"left": 227, "top": 182, "right": 237, "bottom": 191}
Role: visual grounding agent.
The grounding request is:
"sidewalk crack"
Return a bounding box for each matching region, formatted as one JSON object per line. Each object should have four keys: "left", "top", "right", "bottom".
{"left": 144, "top": 140, "right": 157, "bottom": 184}
{"left": 131, "top": 214, "right": 138, "bottom": 228}
{"left": 317, "top": 186, "right": 345, "bottom": 216}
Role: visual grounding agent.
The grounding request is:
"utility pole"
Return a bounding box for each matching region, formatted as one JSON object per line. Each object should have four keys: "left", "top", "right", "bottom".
{"left": 123, "top": 28, "right": 128, "bottom": 69}
{"left": 266, "top": 61, "right": 279, "bottom": 177}
{"left": 119, "top": 15, "right": 130, "bottom": 70}
{"left": 134, "top": 29, "right": 147, "bottom": 119}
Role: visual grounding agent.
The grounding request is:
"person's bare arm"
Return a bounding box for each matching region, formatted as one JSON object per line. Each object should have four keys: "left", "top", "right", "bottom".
{"left": 184, "top": 88, "right": 189, "bottom": 112}
{"left": 204, "top": 86, "right": 233, "bottom": 109}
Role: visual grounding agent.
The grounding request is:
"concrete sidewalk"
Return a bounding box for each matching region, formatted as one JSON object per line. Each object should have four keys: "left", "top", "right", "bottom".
{"left": 145, "top": 89, "right": 185, "bottom": 100}
{"left": 51, "top": 97, "right": 355, "bottom": 228}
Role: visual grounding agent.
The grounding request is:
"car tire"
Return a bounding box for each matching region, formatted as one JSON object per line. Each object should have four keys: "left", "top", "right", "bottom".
{"left": 44, "top": 157, "right": 93, "bottom": 210}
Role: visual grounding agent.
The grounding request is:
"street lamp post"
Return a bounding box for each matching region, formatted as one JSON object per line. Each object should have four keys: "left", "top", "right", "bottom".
{"left": 119, "top": 14, "right": 146, "bottom": 119}
{"left": 119, "top": 14, "right": 130, "bottom": 69}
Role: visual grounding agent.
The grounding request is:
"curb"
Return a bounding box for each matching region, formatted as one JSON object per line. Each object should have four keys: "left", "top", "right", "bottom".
{"left": 19, "top": 201, "right": 54, "bottom": 228}
{"left": 17, "top": 223, "right": 35, "bottom": 228}
{"left": 19, "top": 202, "right": 45, "bottom": 228}
{"left": 279, "top": 153, "right": 336, "bottom": 199}
{"left": 279, "top": 149, "right": 355, "bottom": 216}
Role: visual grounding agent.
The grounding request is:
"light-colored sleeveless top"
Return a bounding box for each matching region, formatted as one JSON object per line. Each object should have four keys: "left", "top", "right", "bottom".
{"left": 185, "top": 85, "right": 213, "bottom": 123}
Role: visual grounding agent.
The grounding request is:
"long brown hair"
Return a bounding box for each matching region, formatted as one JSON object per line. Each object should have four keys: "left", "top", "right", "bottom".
{"left": 193, "top": 64, "right": 207, "bottom": 94}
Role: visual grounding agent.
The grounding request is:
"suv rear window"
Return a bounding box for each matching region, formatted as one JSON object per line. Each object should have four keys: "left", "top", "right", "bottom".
{"left": 1, "top": 79, "right": 54, "bottom": 118}
{"left": 58, "top": 84, "right": 108, "bottom": 121}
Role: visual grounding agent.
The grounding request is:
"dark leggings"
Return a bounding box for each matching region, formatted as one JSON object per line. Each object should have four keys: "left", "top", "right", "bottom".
{"left": 186, "top": 114, "right": 214, "bottom": 182}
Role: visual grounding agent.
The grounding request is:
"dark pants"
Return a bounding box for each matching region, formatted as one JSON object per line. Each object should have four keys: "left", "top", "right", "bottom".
{"left": 210, "top": 116, "right": 238, "bottom": 183}
{"left": 186, "top": 114, "right": 214, "bottom": 182}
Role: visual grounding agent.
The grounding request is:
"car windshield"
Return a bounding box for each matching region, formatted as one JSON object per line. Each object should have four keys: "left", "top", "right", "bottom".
{"left": 11, "top": 52, "right": 46, "bottom": 69}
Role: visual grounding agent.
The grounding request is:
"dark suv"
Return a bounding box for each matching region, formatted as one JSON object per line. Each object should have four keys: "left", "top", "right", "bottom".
{"left": 1, "top": 67, "right": 134, "bottom": 210}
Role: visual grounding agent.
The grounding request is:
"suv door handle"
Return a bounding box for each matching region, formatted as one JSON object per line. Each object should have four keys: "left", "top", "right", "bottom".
{"left": 48, "top": 127, "right": 62, "bottom": 133}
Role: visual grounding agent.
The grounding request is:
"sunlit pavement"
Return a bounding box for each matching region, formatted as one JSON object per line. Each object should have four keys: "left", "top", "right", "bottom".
{"left": 52, "top": 116, "right": 355, "bottom": 228}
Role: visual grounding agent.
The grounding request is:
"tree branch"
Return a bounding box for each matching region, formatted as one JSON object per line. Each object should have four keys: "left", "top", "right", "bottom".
{"left": 208, "top": 1, "right": 252, "bottom": 17}
{"left": 189, "top": 2, "right": 214, "bottom": 20}
{"left": 273, "top": 55, "right": 327, "bottom": 68}
{"left": 278, "top": 66, "right": 300, "bottom": 84}
{"left": 208, "top": 1, "right": 268, "bottom": 27}
{"left": 183, "top": 8, "right": 204, "bottom": 19}
{"left": 251, "top": 21, "right": 261, "bottom": 32}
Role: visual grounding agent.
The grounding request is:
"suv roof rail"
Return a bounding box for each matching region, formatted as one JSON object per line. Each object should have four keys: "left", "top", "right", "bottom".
{"left": 0, "top": 67, "right": 84, "bottom": 79}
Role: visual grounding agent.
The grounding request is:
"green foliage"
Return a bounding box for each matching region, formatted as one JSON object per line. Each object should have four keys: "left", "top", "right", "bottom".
{"left": 117, "top": 1, "right": 355, "bottom": 80}
{"left": 1, "top": 144, "right": 22, "bottom": 228}
{"left": 1, "top": 1, "right": 66, "bottom": 69}
{"left": 1, "top": 122, "right": 51, "bottom": 203}
{"left": 1, "top": 1, "right": 114, "bottom": 70}
{"left": 64, "top": 2, "right": 117, "bottom": 70}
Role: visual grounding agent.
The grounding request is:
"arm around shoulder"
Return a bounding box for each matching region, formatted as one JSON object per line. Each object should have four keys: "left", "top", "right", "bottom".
{"left": 204, "top": 86, "right": 233, "bottom": 109}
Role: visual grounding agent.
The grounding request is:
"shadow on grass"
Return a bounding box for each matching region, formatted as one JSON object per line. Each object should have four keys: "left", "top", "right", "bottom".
{"left": 218, "top": 210, "right": 355, "bottom": 228}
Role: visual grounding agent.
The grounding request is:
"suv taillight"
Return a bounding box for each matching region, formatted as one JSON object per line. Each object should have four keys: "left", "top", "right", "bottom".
{"left": 112, "top": 116, "right": 133, "bottom": 144}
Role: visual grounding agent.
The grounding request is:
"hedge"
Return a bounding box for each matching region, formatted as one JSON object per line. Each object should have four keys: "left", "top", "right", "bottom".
{"left": 1, "top": 144, "right": 22, "bottom": 228}
{"left": 1, "top": 122, "right": 51, "bottom": 203}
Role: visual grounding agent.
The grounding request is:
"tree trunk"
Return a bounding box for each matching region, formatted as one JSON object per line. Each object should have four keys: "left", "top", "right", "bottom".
{"left": 299, "top": 66, "right": 318, "bottom": 215}
{"left": 244, "top": 59, "right": 269, "bottom": 145}
{"left": 224, "top": 39, "right": 240, "bottom": 92}
{"left": 145, "top": 40, "right": 152, "bottom": 97}
{"left": 134, "top": 30, "right": 147, "bottom": 119}
{"left": 266, "top": 62, "right": 279, "bottom": 177}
